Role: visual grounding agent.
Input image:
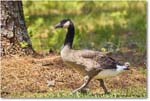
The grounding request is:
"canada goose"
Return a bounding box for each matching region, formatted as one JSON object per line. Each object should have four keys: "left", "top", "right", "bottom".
{"left": 54, "top": 19, "right": 130, "bottom": 94}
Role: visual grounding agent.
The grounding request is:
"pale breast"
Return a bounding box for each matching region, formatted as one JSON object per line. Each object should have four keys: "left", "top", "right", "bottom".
{"left": 94, "top": 69, "right": 121, "bottom": 79}
{"left": 64, "top": 61, "right": 87, "bottom": 75}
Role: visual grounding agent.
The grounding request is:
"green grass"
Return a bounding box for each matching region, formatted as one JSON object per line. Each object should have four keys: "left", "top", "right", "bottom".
{"left": 9, "top": 86, "right": 146, "bottom": 98}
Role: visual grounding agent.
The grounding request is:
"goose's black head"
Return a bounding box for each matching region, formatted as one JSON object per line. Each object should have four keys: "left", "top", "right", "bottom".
{"left": 54, "top": 19, "right": 75, "bottom": 48}
{"left": 54, "top": 19, "right": 73, "bottom": 29}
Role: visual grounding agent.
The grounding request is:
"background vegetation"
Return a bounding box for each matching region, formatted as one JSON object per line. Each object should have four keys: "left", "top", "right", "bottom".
{"left": 23, "top": 1, "right": 146, "bottom": 54}
{"left": 22, "top": 1, "right": 147, "bottom": 67}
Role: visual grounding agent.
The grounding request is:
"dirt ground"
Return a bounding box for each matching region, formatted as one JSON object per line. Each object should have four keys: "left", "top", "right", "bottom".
{"left": 1, "top": 54, "right": 147, "bottom": 98}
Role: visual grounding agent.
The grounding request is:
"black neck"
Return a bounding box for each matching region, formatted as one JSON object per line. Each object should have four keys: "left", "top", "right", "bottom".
{"left": 64, "top": 23, "right": 75, "bottom": 48}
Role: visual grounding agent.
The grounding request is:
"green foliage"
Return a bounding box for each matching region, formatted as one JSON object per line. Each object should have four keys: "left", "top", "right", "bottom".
{"left": 22, "top": 1, "right": 146, "bottom": 54}
{"left": 20, "top": 41, "right": 28, "bottom": 48}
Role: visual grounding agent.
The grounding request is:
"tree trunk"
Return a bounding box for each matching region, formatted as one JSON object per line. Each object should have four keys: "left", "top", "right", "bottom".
{"left": 0, "top": 1, "right": 35, "bottom": 56}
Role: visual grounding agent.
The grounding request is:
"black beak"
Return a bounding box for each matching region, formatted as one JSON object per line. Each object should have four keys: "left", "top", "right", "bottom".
{"left": 54, "top": 23, "right": 62, "bottom": 29}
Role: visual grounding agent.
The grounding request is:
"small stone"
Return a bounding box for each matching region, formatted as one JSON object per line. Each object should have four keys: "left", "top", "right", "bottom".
{"left": 47, "top": 80, "right": 55, "bottom": 87}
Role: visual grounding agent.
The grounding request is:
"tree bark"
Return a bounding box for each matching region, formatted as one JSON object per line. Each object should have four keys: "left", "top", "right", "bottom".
{"left": 0, "top": 1, "right": 35, "bottom": 56}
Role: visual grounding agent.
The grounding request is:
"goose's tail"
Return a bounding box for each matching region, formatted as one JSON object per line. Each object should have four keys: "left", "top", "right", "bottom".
{"left": 116, "top": 62, "right": 130, "bottom": 70}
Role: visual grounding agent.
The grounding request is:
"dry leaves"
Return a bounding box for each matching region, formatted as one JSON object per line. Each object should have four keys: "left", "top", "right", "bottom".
{"left": 1, "top": 54, "right": 146, "bottom": 97}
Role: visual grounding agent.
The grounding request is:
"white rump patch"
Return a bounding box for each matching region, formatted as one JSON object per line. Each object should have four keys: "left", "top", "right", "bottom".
{"left": 116, "top": 65, "right": 127, "bottom": 71}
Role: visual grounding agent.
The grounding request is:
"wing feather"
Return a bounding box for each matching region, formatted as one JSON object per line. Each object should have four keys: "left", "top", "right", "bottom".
{"left": 74, "top": 50, "right": 118, "bottom": 69}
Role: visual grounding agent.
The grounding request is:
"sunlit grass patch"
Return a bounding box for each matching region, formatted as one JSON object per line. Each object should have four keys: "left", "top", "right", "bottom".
{"left": 9, "top": 86, "right": 146, "bottom": 98}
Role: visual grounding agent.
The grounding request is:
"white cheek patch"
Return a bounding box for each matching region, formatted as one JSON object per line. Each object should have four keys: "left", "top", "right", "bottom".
{"left": 63, "top": 21, "right": 70, "bottom": 28}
